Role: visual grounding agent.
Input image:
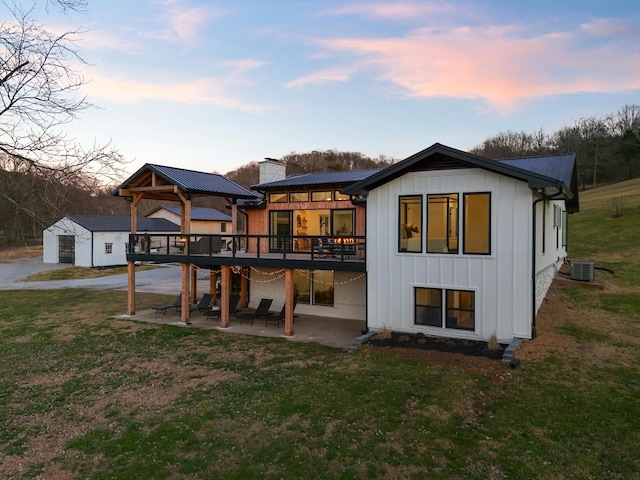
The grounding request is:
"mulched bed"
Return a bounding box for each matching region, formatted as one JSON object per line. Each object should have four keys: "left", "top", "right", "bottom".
{"left": 366, "top": 332, "right": 507, "bottom": 360}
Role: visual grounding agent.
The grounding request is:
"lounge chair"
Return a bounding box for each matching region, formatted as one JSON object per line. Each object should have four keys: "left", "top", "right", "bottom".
{"left": 203, "top": 294, "right": 241, "bottom": 321}
{"left": 153, "top": 293, "right": 182, "bottom": 315}
{"left": 265, "top": 298, "right": 297, "bottom": 328}
{"left": 195, "top": 293, "right": 214, "bottom": 313}
{"left": 237, "top": 298, "right": 273, "bottom": 325}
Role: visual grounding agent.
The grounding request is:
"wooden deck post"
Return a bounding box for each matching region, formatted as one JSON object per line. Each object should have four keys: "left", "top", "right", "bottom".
{"left": 284, "top": 268, "right": 294, "bottom": 336}
{"left": 190, "top": 265, "right": 197, "bottom": 304}
{"left": 127, "top": 261, "right": 135, "bottom": 315}
{"left": 240, "top": 268, "right": 248, "bottom": 308}
{"left": 180, "top": 263, "right": 190, "bottom": 323}
{"left": 220, "top": 265, "right": 231, "bottom": 328}
{"left": 210, "top": 269, "right": 218, "bottom": 305}
{"left": 180, "top": 197, "right": 192, "bottom": 324}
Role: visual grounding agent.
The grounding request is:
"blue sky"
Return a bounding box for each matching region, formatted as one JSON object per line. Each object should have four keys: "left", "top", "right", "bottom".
{"left": 40, "top": 0, "right": 640, "bottom": 178}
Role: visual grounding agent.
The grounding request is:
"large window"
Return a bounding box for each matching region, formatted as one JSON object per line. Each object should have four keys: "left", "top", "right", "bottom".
{"left": 294, "top": 270, "right": 334, "bottom": 306}
{"left": 269, "top": 211, "right": 292, "bottom": 250}
{"left": 427, "top": 194, "right": 458, "bottom": 253}
{"left": 463, "top": 193, "right": 490, "bottom": 254}
{"left": 399, "top": 196, "right": 422, "bottom": 252}
{"left": 415, "top": 287, "right": 475, "bottom": 331}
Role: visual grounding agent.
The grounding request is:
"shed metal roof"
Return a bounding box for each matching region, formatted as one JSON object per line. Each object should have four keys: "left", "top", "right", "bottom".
{"left": 147, "top": 206, "right": 232, "bottom": 222}
{"left": 114, "top": 164, "right": 259, "bottom": 199}
{"left": 252, "top": 169, "right": 382, "bottom": 191}
{"left": 64, "top": 215, "right": 180, "bottom": 232}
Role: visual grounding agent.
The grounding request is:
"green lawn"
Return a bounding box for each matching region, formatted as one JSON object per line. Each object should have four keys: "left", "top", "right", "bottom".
{"left": 1, "top": 180, "right": 639, "bottom": 479}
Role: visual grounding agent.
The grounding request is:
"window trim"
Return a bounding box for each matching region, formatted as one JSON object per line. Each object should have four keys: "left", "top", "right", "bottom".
{"left": 414, "top": 287, "right": 476, "bottom": 332}
{"left": 462, "top": 192, "right": 491, "bottom": 255}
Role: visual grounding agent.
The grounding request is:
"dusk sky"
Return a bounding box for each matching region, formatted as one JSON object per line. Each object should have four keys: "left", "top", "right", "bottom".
{"left": 41, "top": 0, "right": 640, "bottom": 179}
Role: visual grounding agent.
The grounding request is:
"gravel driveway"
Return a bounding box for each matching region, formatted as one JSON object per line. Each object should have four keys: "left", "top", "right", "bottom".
{"left": 0, "top": 257, "right": 186, "bottom": 293}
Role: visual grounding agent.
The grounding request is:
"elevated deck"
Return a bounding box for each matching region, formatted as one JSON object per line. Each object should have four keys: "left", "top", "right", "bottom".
{"left": 127, "top": 233, "right": 366, "bottom": 272}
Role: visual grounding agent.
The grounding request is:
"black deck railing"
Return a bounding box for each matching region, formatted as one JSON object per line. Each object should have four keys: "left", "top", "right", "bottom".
{"left": 128, "top": 233, "right": 366, "bottom": 262}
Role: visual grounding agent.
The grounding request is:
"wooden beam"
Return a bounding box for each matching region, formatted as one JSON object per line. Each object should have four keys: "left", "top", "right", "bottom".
{"left": 121, "top": 185, "right": 176, "bottom": 193}
{"left": 127, "top": 261, "right": 135, "bottom": 315}
{"left": 210, "top": 270, "right": 218, "bottom": 305}
{"left": 180, "top": 263, "right": 190, "bottom": 323}
{"left": 220, "top": 266, "right": 231, "bottom": 328}
{"left": 240, "top": 268, "right": 248, "bottom": 309}
{"left": 190, "top": 265, "right": 197, "bottom": 304}
{"left": 284, "top": 268, "right": 294, "bottom": 336}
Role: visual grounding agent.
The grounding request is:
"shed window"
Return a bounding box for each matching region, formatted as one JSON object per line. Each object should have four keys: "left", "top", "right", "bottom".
{"left": 105, "top": 243, "right": 113, "bottom": 254}
{"left": 220, "top": 222, "right": 227, "bottom": 233}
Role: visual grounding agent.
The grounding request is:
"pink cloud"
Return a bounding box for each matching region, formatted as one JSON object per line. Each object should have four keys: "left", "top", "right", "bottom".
{"left": 286, "top": 67, "right": 354, "bottom": 88}
{"left": 294, "top": 23, "right": 640, "bottom": 112}
{"left": 325, "top": 2, "right": 459, "bottom": 19}
{"left": 144, "top": 4, "right": 221, "bottom": 43}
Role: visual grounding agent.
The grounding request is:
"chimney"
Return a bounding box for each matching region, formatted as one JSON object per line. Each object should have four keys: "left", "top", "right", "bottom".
{"left": 259, "top": 158, "right": 286, "bottom": 185}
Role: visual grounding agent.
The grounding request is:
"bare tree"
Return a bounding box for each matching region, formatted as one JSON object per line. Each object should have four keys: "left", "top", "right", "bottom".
{"left": 0, "top": 0, "right": 127, "bottom": 245}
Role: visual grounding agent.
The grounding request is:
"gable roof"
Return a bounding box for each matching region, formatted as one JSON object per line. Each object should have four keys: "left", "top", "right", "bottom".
{"left": 146, "top": 206, "right": 232, "bottom": 222}
{"left": 114, "top": 164, "right": 259, "bottom": 199}
{"left": 252, "top": 169, "right": 382, "bottom": 191}
{"left": 63, "top": 215, "right": 180, "bottom": 232}
{"left": 343, "top": 143, "right": 578, "bottom": 211}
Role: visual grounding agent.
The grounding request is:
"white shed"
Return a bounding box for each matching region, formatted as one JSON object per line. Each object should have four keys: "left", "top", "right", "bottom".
{"left": 43, "top": 215, "right": 180, "bottom": 267}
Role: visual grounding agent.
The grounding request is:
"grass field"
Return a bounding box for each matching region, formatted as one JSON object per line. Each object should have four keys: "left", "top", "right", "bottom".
{"left": 1, "top": 180, "right": 639, "bottom": 479}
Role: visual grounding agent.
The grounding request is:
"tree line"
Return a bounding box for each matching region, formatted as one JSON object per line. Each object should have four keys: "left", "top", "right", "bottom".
{"left": 470, "top": 104, "right": 640, "bottom": 189}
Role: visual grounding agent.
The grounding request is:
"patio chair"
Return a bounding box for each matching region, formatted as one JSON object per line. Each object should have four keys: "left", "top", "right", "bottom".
{"left": 237, "top": 298, "right": 273, "bottom": 325}
{"left": 152, "top": 293, "right": 182, "bottom": 315}
{"left": 195, "top": 293, "right": 214, "bottom": 313}
{"left": 203, "top": 293, "right": 241, "bottom": 321}
{"left": 265, "top": 298, "right": 297, "bottom": 328}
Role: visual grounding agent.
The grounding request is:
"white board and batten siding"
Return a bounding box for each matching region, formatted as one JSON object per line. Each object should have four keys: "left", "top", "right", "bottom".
{"left": 366, "top": 168, "right": 567, "bottom": 343}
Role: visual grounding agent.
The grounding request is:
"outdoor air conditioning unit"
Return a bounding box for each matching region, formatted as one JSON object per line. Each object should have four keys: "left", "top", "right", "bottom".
{"left": 570, "top": 261, "right": 595, "bottom": 282}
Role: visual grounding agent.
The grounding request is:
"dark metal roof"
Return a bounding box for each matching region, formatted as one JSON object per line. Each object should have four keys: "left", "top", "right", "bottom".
{"left": 65, "top": 215, "right": 180, "bottom": 232}
{"left": 343, "top": 143, "right": 577, "bottom": 209}
{"left": 147, "top": 206, "right": 232, "bottom": 222}
{"left": 252, "top": 169, "right": 382, "bottom": 191}
{"left": 115, "top": 164, "right": 259, "bottom": 199}
{"left": 496, "top": 154, "right": 575, "bottom": 187}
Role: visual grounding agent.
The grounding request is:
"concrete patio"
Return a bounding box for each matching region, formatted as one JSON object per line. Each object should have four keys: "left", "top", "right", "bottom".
{"left": 117, "top": 305, "right": 368, "bottom": 351}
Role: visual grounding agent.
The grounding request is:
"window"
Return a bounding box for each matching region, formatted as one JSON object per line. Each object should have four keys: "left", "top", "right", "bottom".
{"left": 269, "top": 192, "right": 287, "bottom": 203}
{"left": 463, "top": 193, "right": 490, "bottom": 254}
{"left": 331, "top": 209, "right": 354, "bottom": 236}
{"left": 399, "top": 196, "right": 422, "bottom": 252}
{"left": 269, "top": 211, "right": 292, "bottom": 250}
{"left": 334, "top": 191, "right": 350, "bottom": 201}
{"left": 105, "top": 243, "right": 113, "bottom": 254}
{"left": 294, "top": 270, "right": 334, "bottom": 306}
{"left": 446, "top": 290, "right": 475, "bottom": 330}
{"left": 312, "top": 191, "right": 332, "bottom": 202}
{"left": 427, "top": 194, "right": 458, "bottom": 253}
{"left": 220, "top": 222, "right": 227, "bottom": 233}
{"left": 562, "top": 210, "right": 568, "bottom": 248}
{"left": 290, "top": 192, "right": 309, "bottom": 202}
{"left": 415, "top": 288, "right": 442, "bottom": 326}
{"left": 415, "top": 287, "right": 475, "bottom": 331}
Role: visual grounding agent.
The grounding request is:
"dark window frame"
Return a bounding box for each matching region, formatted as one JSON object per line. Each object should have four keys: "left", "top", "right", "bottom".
{"left": 414, "top": 287, "right": 476, "bottom": 332}
{"left": 399, "top": 195, "right": 423, "bottom": 253}
{"left": 462, "top": 192, "right": 491, "bottom": 255}
{"left": 426, "top": 193, "right": 458, "bottom": 254}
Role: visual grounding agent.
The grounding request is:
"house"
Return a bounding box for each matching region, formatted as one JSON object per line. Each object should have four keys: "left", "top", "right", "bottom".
{"left": 43, "top": 215, "right": 180, "bottom": 267}
{"left": 146, "top": 205, "right": 232, "bottom": 236}
{"left": 114, "top": 144, "right": 578, "bottom": 344}
{"left": 343, "top": 143, "right": 578, "bottom": 341}
{"left": 239, "top": 159, "right": 380, "bottom": 320}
